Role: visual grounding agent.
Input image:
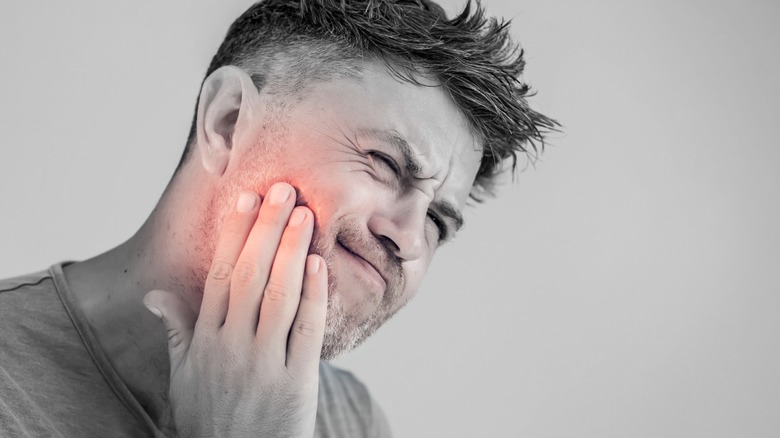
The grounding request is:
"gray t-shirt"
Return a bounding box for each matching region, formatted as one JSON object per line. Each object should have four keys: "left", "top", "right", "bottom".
{"left": 0, "top": 264, "right": 391, "bottom": 437}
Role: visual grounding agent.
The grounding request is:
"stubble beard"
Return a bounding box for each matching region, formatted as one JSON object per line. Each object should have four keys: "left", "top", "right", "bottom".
{"left": 194, "top": 181, "right": 407, "bottom": 362}
{"left": 307, "top": 221, "right": 407, "bottom": 361}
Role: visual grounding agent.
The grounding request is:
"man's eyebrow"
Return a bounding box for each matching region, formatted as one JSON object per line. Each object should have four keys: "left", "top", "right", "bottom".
{"left": 356, "top": 127, "right": 423, "bottom": 178}
{"left": 356, "top": 127, "right": 465, "bottom": 233}
{"left": 438, "top": 199, "right": 465, "bottom": 233}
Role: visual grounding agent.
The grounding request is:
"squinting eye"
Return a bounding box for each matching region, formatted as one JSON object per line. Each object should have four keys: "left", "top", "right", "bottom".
{"left": 369, "top": 152, "right": 400, "bottom": 175}
{"left": 427, "top": 212, "right": 447, "bottom": 241}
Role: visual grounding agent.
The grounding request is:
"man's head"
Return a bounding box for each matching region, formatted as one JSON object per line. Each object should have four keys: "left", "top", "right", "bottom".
{"left": 172, "top": 0, "right": 555, "bottom": 359}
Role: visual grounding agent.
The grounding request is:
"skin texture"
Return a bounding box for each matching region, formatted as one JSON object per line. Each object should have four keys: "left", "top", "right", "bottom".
{"left": 62, "top": 61, "right": 482, "bottom": 435}
{"left": 146, "top": 186, "right": 329, "bottom": 437}
{"left": 194, "top": 63, "right": 484, "bottom": 360}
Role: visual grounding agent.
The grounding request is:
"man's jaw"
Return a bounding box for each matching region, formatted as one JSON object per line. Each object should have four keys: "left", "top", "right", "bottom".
{"left": 313, "top": 225, "right": 406, "bottom": 360}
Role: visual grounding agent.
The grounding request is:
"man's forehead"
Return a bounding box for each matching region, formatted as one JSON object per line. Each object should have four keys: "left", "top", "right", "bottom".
{"left": 276, "top": 60, "right": 484, "bottom": 201}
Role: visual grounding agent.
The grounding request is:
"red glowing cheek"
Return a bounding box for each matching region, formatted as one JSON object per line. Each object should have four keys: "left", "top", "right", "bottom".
{"left": 272, "top": 174, "right": 335, "bottom": 234}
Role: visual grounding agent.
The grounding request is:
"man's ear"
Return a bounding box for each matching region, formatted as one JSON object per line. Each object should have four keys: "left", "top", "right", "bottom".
{"left": 196, "top": 66, "right": 260, "bottom": 176}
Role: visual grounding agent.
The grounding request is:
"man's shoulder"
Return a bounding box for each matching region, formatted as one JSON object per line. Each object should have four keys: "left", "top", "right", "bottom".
{"left": 0, "top": 267, "right": 63, "bottom": 324}
{"left": 0, "top": 268, "right": 53, "bottom": 294}
{"left": 0, "top": 264, "right": 78, "bottom": 355}
{"left": 0, "top": 264, "right": 155, "bottom": 437}
{"left": 0, "top": 263, "right": 89, "bottom": 370}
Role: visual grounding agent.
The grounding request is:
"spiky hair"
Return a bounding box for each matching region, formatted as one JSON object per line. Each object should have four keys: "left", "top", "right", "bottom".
{"left": 180, "top": 0, "right": 558, "bottom": 199}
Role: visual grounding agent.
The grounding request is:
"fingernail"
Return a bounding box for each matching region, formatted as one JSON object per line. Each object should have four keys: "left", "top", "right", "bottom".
{"left": 289, "top": 208, "right": 307, "bottom": 226}
{"left": 269, "top": 183, "right": 291, "bottom": 205}
{"left": 306, "top": 256, "right": 321, "bottom": 275}
{"left": 145, "top": 305, "right": 163, "bottom": 319}
{"left": 236, "top": 191, "right": 257, "bottom": 212}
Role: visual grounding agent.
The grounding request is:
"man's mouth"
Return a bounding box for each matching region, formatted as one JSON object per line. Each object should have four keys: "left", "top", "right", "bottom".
{"left": 336, "top": 238, "right": 388, "bottom": 291}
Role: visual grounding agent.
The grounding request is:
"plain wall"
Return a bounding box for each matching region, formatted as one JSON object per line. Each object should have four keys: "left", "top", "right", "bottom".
{"left": 1, "top": 1, "right": 779, "bottom": 437}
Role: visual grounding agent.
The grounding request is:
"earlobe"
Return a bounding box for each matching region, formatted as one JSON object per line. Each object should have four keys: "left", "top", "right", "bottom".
{"left": 195, "top": 66, "right": 260, "bottom": 176}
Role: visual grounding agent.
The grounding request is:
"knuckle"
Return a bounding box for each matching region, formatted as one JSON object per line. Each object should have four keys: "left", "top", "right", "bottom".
{"left": 190, "top": 341, "right": 213, "bottom": 365}
{"left": 293, "top": 319, "right": 318, "bottom": 338}
{"left": 264, "top": 281, "right": 291, "bottom": 303}
{"left": 210, "top": 260, "right": 234, "bottom": 281}
{"left": 256, "top": 213, "right": 287, "bottom": 233}
{"left": 234, "top": 261, "right": 258, "bottom": 284}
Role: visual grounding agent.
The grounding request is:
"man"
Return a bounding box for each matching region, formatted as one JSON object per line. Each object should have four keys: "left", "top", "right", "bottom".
{"left": 0, "top": 0, "right": 555, "bottom": 436}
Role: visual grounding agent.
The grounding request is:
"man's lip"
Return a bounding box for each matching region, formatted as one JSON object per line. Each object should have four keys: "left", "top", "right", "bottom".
{"left": 337, "top": 239, "right": 388, "bottom": 288}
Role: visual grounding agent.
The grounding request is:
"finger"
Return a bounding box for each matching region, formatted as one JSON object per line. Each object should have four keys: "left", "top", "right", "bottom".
{"left": 224, "top": 182, "right": 296, "bottom": 334}
{"left": 255, "top": 206, "right": 313, "bottom": 356}
{"left": 286, "top": 254, "right": 328, "bottom": 375}
{"left": 143, "top": 289, "right": 198, "bottom": 371}
{"left": 197, "top": 191, "right": 260, "bottom": 331}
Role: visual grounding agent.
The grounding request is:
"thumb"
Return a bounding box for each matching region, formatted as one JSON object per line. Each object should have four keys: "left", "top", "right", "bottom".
{"left": 143, "top": 289, "right": 197, "bottom": 369}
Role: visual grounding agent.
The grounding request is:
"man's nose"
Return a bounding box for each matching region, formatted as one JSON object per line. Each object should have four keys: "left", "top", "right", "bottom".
{"left": 367, "top": 193, "right": 428, "bottom": 262}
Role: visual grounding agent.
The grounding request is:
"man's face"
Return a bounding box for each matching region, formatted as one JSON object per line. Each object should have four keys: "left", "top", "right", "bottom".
{"left": 205, "top": 61, "right": 482, "bottom": 359}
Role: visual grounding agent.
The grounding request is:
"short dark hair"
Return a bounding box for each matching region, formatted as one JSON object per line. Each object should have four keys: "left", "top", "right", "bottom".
{"left": 179, "top": 0, "right": 558, "bottom": 200}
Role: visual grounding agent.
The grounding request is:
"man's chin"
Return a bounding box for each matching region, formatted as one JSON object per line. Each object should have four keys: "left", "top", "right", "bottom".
{"left": 320, "top": 329, "right": 360, "bottom": 361}
{"left": 320, "top": 297, "right": 364, "bottom": 361}
{"left": 319, "top": 295, "right": 385, "bottom": 361}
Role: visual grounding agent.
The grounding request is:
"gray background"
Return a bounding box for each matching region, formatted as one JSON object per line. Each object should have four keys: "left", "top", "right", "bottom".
{"left": 2, "top": 0, "right": 779, "bottom": 437}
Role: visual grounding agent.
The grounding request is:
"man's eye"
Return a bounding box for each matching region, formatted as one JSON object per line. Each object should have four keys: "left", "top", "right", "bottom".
{"left": 369, "top": 152, "right": 400, "bottom": 175}
{"left": 427, "top": 212, "right": 447, "bottom": 241}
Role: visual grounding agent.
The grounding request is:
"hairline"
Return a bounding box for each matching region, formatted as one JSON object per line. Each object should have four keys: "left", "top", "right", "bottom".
{"left": 243, "top": 53, "right": 486, "bottom": 206}
{"left": 182, "top": 47, "right": 487, "bottom": 196}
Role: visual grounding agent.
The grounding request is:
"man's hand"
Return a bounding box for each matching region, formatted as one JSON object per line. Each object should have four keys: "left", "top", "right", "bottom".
{"left": 143, "top": 182, "right": 328, "bottom": 437}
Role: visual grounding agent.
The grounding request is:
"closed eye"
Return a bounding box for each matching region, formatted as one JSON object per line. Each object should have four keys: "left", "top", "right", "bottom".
{"left": 427, "top": 211, "right": 447, "bottom": 242}
{"left": 369, "top": 151, "right": 448, "bottom": 242}
{"left": 368, "top": 152, "right": 401, "bottom": 176}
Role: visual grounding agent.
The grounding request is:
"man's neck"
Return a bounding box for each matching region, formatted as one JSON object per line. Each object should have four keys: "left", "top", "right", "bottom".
{"left": 62, "top": 197, "right": 205, "bottom": 433}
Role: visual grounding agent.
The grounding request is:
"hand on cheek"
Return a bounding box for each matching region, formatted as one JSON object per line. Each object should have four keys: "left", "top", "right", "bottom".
{"left": 143, "top": 182, "right": 327, "bottom": 438}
